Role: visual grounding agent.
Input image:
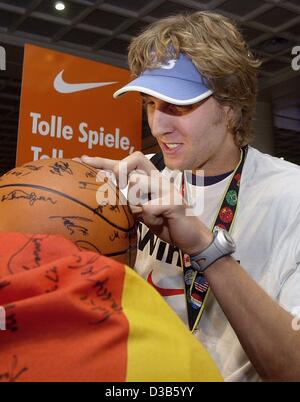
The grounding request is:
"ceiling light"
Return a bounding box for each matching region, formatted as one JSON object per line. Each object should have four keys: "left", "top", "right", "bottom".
{"left": 55, "top": 1, "right": 65, "bottom": 11}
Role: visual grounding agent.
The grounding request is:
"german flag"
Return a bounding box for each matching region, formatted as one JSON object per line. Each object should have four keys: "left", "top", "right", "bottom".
{"left": 0, "top": 232, "right": 222, "bottom": 382}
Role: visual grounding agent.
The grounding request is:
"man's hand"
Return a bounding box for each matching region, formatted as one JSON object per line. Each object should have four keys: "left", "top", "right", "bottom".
{"left": 80, "top": 152, "right": 212, "bottom": 255}
{"left": 128, "top": 170, "right": 213, "bottom": 255}
{"left": 80, "top": 151, "right": 157, "bottom": 188}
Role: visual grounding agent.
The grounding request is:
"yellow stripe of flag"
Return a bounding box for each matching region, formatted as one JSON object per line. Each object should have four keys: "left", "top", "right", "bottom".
{"left": 122, "top": 266, "right": 223, "bottom": 382}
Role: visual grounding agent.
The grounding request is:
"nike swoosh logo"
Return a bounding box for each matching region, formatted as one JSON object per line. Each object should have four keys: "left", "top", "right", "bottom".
{"left": 147, "top": 270, "right": 184, "bottom": 297}
{"left": 53, "top": 70, "right": 118, "bottom": 94}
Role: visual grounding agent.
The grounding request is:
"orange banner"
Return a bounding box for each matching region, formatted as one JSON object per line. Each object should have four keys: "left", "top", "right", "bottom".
{"left": 16, "top": 44, "right": 141, "bottom": 165}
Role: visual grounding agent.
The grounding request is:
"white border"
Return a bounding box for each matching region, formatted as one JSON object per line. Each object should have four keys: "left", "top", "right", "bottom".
{"left": 113, "top": 85, "right": 213, "bottom": 105}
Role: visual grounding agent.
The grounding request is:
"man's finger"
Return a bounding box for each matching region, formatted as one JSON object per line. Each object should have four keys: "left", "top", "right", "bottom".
{"left": 142, "top": 213, "right": 164, "bottom": 227}
{"left": 122, "top": 151, "right": 158, "bottom": 176}
{"left": 128, "top": 171, "right": 161, "bottom": 206}
{"left": 72, "top": 157, "right": 82, "bottom": 163}
{"left": 80, "top": 152, "right": 160, "bottom": 191}
{"left": 80, "top": 155, "right": 117, "bottom": 171}
{"left": 129, "top": 205, "right": 144, "bottom": 222}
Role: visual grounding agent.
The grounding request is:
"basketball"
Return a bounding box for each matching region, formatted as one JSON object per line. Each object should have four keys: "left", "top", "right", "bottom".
{"left": 0, "top": 159, "right": 136, "bottom": 265}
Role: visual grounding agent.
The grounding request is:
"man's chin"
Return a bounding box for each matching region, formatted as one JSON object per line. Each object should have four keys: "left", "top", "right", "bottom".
{"left": 160, "top": 150, "right": 194, "bottom": 171}
{"left": 164, "top": 158, "right": 188, "bottom": 172}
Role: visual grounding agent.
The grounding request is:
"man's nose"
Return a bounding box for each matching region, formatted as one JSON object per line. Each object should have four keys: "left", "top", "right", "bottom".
{"left": 150, "top": 108, "right": 174, "bottom": 138}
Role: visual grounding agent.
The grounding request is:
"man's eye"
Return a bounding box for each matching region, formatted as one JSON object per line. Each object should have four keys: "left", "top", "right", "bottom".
{"left": 142, "top": 98, "right": 198, "bottom": 115}
{"left": 166, "top": 104, "right": 191, "bottom": 115}
{"left": 169, "top": 105, "right": 181, "bottom": 113}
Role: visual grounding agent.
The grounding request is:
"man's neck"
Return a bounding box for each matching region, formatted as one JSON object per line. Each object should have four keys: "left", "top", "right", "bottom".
{"left": 193, "top": 145, "right": 241, "bottom": 177}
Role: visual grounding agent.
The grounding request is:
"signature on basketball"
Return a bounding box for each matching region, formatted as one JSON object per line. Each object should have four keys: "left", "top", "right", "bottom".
{"left": 49, "top": 216, "right": 92, "bottom": 236}
{"left": 109, "top": 230, "right": 129, "bottom": 242}
{"left": 49, "top": 161, "right": 73, "bottom": 176}
{"left": 78, "top": 181, "right": 99, "bottom": 191}
{"left": 1, "top": 190, "right": 57, "bottom": 206}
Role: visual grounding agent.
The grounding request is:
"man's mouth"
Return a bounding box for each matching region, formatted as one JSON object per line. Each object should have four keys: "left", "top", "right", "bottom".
{"left": 161, "top": 142, "right": 182, "bottom": 153}
{"left": 166, "top": 143, "right": 180, "bottom": 149}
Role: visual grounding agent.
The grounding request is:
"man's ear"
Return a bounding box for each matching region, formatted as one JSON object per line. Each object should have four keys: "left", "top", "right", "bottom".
{"left": 221, "top": 105, "right": 233, "bottom": 129}
{"left": 223, "top": 105, "right": 232, "bottom": 119}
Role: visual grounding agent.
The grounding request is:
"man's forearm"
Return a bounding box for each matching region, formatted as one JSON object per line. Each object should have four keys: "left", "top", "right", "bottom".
{"left": 204, "top": 256, "right": 300, "bottom": 381}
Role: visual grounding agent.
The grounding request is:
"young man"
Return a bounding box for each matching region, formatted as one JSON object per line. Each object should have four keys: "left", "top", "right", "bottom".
{"left": 81, "top": 11, "right": 300, "bottom": 381}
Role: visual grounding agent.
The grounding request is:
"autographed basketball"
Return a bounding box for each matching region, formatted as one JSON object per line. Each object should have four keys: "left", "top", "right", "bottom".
{"left": 0, "top": 159, "right": 136, "bottom": 265}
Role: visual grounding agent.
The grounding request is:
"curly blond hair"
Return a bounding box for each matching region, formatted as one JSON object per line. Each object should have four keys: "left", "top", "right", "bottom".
{"left": 128, "top": 11, "right": 261, "bottom": 146}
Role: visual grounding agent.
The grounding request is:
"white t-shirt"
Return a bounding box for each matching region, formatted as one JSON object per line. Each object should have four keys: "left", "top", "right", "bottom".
{"left": 134, "top": 146, "right": 300, "bottom": 381}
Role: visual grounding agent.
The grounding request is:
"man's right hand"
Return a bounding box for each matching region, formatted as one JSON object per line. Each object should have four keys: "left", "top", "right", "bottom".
{"left": 80, "top": 152, "right": 213, "bottom": 255}
{"left": 80, "top": 151, "right": 158, "bottom": 189}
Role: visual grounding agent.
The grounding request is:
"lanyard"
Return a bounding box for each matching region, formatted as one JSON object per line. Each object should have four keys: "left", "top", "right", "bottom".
{"left": 181, "top": 147, "right": 248, "bottom": 332}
